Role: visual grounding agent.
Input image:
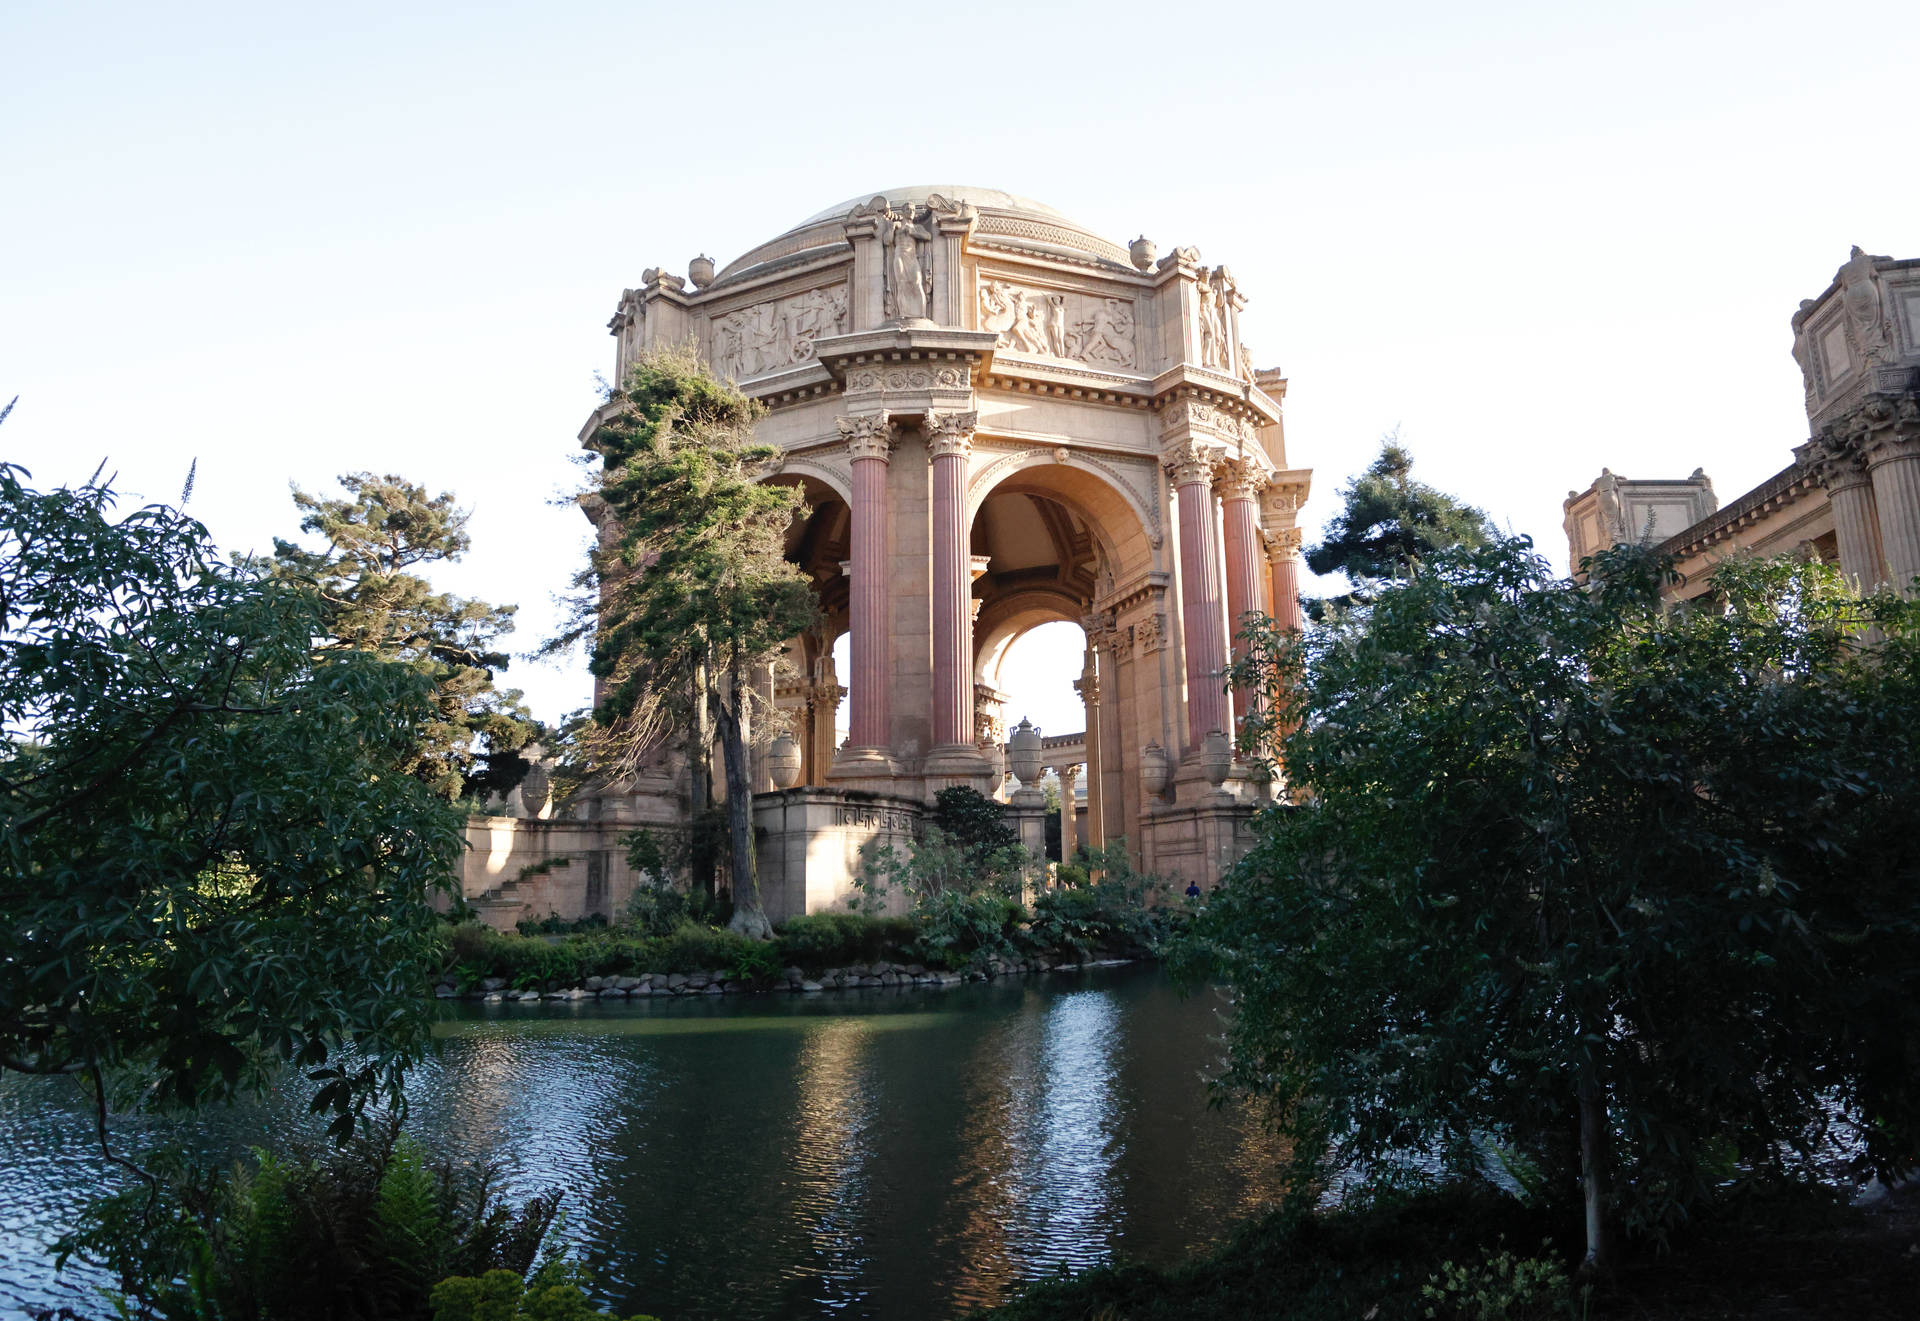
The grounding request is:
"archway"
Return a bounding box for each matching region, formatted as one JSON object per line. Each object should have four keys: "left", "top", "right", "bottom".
{"left": 966, "top": 457, "right": 1167, "bottom": 856}
{"left": 772, "top": 474, "right": 850, "bottom": 787}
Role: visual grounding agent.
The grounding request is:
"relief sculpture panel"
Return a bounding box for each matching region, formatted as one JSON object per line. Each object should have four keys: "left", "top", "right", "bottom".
{"left": 711, "top": 285, "right": 850, "bottom": 381}
{"left": 978, "top": 279, "right": 1136, "bottom": 369}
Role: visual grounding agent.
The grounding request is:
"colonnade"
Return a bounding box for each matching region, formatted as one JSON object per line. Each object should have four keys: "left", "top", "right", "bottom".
{"left": 1798, "top": 395, "right": 1920, "bottom": 594}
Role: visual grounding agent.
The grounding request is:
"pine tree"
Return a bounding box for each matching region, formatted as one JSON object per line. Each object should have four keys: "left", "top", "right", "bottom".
{"left": 269, "top": 473, "right": 534, "bottom": 800}
{"left": 552, "top": 346, "right": 820, "bottom": 939}
{"left": 1305, "top": 435, "right": 1495, "bottom": 616}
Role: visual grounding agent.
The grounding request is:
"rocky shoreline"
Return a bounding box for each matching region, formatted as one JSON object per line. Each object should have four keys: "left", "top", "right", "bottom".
{"left": 435, "top": 955, "right": 1141, "bottom": 1003}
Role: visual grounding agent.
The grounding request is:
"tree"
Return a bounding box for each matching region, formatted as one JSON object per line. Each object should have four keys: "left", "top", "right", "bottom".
{"left": 552, "top": 346, "right": 819, "bottom": 939}
{"left": 269, "top": 472, "right": 534, "bottom": 801}
{"left": 1304, "top": 436, "right": 1495, "bottom": 616}
{"left": 1206, "top": 538, "right": 1920, "bottom": 1271}
{"left": 1, "top": 463, "right": 465, "bottom": 1143}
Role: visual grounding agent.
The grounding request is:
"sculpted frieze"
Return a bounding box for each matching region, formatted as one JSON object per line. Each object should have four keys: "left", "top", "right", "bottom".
{"left": 846, "top": 365, "right": 969, "bottom": 394}
{"left": 712, "top": 285, "right": 849, "bottom": 381}
{"left": 979, "top": 279, "right": 1136, "bottom": 369}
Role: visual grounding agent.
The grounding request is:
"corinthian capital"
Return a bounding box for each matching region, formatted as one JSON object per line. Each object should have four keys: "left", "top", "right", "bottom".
{"left": 837, "top": 411, "right": 894, "bottom": 462}
{"left": 1162, "top": 438, "right": 1224, "bottom": 488}
{"left": 1264, "top": 525, "right": 1304, "bottom": 561}
{"left": 1794, "top": 426, "right": 1872, "bottom": 490}
{"left": 1214, "top": 457, "right": 1269, "bottom": 501}
{"left": 926, "top": 410, "right": 978, "bottom": 461}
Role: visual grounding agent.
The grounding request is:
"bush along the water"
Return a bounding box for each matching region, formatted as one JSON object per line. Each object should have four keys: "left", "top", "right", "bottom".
{"left": 55, "top": 1117, "right": 583, "bottom": 1321}
{"left": 437, "top": 815, "right": 1184, "bottom": 994}
{"left": 430, "top": 1262, "right": 658, "bottom": 1321}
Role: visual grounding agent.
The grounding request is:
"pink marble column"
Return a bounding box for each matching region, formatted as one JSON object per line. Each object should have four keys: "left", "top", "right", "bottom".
{"left": 1170, "top": 448, "right": 1232, "bottom": 751}
{"left": 1218, "top": 463, "right": 1266, "bottom": 728}
{"left": 839, "top": 412, "right": 893, "bottom": 750}
{"left": 1866, "top": 429, "right": 1920, "bottom": 595}
{"left": 1799, "top": 431, "right": 1885, "bottom": 592}
{"left": 1267, "top": 530, "right": 1304, "bottom": 633}
{"left": 927, "top": 411, "right": 977, "bottom": 749}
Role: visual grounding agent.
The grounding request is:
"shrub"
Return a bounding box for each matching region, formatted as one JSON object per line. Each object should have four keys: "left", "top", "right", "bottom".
{"left": 58, "top": 1118, "right": 560, "bottom": 1321}
{"left": 774, "top": 912, "right": 918, "bottom": 968}
{"left": 913, "top": 890, "right": 1026, "bottom": 970}
{"left": 1420, "top": 1241, "right": 1575, "bottom": 1320}
{"left": 621, "top": 880, "right": 689, "bottom": 938}
{"left": 431, "top": 1263, "right": 658, "bottom": 1321}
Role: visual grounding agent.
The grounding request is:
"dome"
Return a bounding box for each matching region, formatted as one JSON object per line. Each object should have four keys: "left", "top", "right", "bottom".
{"left": 712, "top": 185, "right": 1133, "bottom": 286}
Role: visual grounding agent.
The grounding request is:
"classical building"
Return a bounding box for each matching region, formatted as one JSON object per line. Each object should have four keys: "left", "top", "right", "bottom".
{"left": 1566, "top": 247, "right": 1920, "bottom": 600}
{"left": 461, "top": 186, "right": 1311, "bottom": 927}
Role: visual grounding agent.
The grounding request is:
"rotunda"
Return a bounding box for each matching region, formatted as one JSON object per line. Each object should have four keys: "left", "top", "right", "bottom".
{"left": 468, "top": 187, "right": 1314, "bottom": 924}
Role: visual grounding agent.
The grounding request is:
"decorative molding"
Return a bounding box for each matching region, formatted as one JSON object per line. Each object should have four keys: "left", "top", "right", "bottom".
{"left": 1162, "top": 438, "right": 1224, "bottom": 487}
{"left": 1214, "top": 457, "right": 1268, "bottom": 501}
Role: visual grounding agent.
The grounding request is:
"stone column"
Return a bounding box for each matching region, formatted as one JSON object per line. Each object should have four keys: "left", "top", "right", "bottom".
{"left": 1797, "top": 429, "right": 1885, "bottom": 592}
{"left": 838, "top": 413, "right": 893, "bottom": 756}
{"left": 1864, "top": 401, "right": 1920, "bottom": 594}
{"left": 926, "top": 411, "right": 977, "bottom": 753}
{"left": 1058, "top": 764, "right": 1081, "bottom": 861}
{"left": 1266, "top": 527, "right": 1305, "bottom": 632}
{"left": 1218, "top": 461, "right": 1267, "bottom": 727}
{"left": 1074, "top": 648, "right": 1105, "bottom": 850}
{"left": 1168, "top": 444, "right": 1232, "bottom": 752}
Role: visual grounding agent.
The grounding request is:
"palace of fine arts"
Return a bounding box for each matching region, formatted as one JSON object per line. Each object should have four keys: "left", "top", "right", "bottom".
{"left": 5, "top": 6, "right": 1920, "bottom": 1320}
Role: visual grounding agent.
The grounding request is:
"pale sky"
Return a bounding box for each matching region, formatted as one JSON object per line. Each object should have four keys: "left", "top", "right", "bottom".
{"left": 5, "top": 1, "right": 1914, "bottom": 737}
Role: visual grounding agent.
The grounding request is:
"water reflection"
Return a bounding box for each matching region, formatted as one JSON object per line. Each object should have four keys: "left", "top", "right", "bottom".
{"left": 0, "top": 968, "right": 1289, "bottom": 1321}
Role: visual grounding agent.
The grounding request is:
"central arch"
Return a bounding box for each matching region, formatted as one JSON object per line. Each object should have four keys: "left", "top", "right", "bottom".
{"left": 966, "top": 454, "right": 1171, "bottom": 856}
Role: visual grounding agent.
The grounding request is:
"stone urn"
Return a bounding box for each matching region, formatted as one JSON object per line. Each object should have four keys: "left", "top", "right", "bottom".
{"left": 767, "top": 734, "right": 802, "bottom": 789}
{"left": 1128, "top": 235, "right": 1156, "bottom": 272}
{"left": 1201, "top": 730, "right": 1233, "bottom": 791}
{"left": 1140, "top": 742, "right": 1171, "bottom": 798}
{"left": 688, "top": 253, "right": 715, "bottom": 289}
{"left": 1008, "top": 717, "right": 1044, "bottom": 787}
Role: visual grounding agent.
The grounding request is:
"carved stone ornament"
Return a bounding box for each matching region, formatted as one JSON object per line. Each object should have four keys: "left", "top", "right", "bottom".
{"left": 1794, "top": 426, "right": 1872, "bottom": 490}
{"left": 1162, "top": 398, "right": 1249, "bottom": 441}
{"left": 979, "top": 278, "right": 1136, "bottom": 369}
{"left": 1215, "top": 458, "right": 1268, "bottom": 501}
{"left": 838, "top": 411, "right": 894, "bottom": 462}
{"left": 1790, "top": 298, "right": 1818, "bottom": 393}
{"left": 926, "top": 410, "right": 979, "bottom": 459}
{"left": 1135, "top": 612, "right": 1168, "bottom": 654}
{"left": 1839, "top": 247, "right": 1895, "bottom": 367}
{"left": 847, "top": 365, "right": 967, "bottom": 395}
{"left": 1162, "top": 438, "right": 1223, "bottom": 487}
{"left": 1265, "top": 525, "right": 1305, "bottom": 558}
{"left": 851, "top": 197, "right": 937, "bottom": 323}
{"left": 712, "top": 285, "right": 849, "bottom": 381}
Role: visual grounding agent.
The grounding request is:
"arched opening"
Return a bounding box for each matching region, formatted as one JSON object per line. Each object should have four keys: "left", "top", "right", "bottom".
{"left": 967, "top": 456, "right": 1162, "bottom": 859}
{"left": 772, "top": 474, "right": 850, "bottom": 787}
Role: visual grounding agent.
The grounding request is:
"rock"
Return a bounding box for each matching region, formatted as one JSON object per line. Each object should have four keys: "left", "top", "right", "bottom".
{"left": 783, "top": 966, "right": 804, "bottom": 984}
{"left": 483, "top": 990, "right": 506, "bottom": 1002}
{"left": 481, "top": 977, "right": 507, "bottom": 993}
{"left": 514, "top": 989, "right": 540, "bottom": 1001}
{"left": 686, "top": 974, "right": 710, "bottom": 990}
{"left": 905, "top": 964, "right": 926, "bottom": 977}
{"left": 434, "top": 985, "right": 457, "bottom": 999}
{"left": 666, "top": 974, "right": 689, "bottom": 990}
{"left": 585, "top": 976, "right": 604, "bottom": 991}
{"left": 598, "top": 986, "right": 626, "bottom": 998}
{"left": 630, "top": 983, "right": 652, "bottom": 996}
{"left": 703, "top": 984, "right": 724, "bottom": 995}
{"left": 799, "top": 980, "right": 823, "bottom": 993}
{"left": 878, "top": 971, "right": 897, "bottom": 986}
{"left": 858, "top": 975, "right": 881, "bottom": 987}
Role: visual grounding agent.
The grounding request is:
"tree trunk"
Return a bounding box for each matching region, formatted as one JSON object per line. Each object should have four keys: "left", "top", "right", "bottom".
{"left": 1578, "top": 1076, "right": 1610, "bottom": 1276}
{"left": 718, "top": 656, "right": 772, "bottom": 940}
{"left": 690, "top": 657, "right": 714, "bottom": 900}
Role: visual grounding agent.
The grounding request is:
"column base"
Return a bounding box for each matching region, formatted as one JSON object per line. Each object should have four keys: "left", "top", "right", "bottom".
{"left": 922, "top": 744, "right": 997, "bottom": 798}
{"left": 827, "top": 745, "right": 899, "bottom": 792}
{"left": 1172, "top": 752, "right": 1240, "bottom": 807}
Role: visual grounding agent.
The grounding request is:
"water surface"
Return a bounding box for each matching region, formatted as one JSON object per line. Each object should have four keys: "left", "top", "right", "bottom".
{"left": 1, "top": 966, "right": 1287, "bottom": 1320}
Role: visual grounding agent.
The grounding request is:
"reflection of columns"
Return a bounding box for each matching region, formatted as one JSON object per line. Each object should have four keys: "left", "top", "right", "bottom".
{"left": 1168, "top": 444, "right": 1231, "bottom": 751}
{"left": 1074, "top": 648, "right": 1105, "bottom": 850}
{"left": 1059, "top": 764, "right": 1081, "bottom": 860}
{"left": 1266, "top": 527, "right": 1304, "bottom": 632}
{"left": 1799, "top": 427, "right": 1885, "bottom": 592}
{"left": 928, "top": 411, "right": 978, "bottom": 749}
{"left": 1218, "top": 462, "right": 1266, "bottom": 727}
{"left": 1864, "top": 403, "right": 1920, "bottom": 593}
{"left": 839, "top": 412, "right": 893, "bottom": 749}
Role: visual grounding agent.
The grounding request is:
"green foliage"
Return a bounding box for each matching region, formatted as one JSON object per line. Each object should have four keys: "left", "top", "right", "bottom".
{"left": 1031, "top": 839, "right": 1179, "bottom": 957}
{"left": 1208, "top": 537, "right": 1920, "bottom": 1260}
{"left": 552, "top": 346, "right": 822, "bottom": 934}
{"left": 774, "top": 912, "right": 920, "bottom": 968}
{"left": 444, "top": 919, "right": 772, "bottom": 986}
{"left": 0, "top": 464, "right": 464, "bottom": 1135}
{"left": 620, "top": 879, "right": 689, "bottom": 938}
{"left": 431, "top": 1262, "right": 658, "bottom": 1321}
{"left": 927, "top": 785, "right": 1021, "bottom": 862}
{"left": 1420, "top": 1241, "right": 1575, "bottom": 1320}
{"left": 1304, "top": 437, "right": 1495, "bottom": 617}
{"left": 268, "top": 472, "right": 534, "bottom": 802}
{"left": 57, "top": 1119, "right": 560, "bottom": 1321}
{"left": 727, "top": 939, "right": 783, "bottom": 986}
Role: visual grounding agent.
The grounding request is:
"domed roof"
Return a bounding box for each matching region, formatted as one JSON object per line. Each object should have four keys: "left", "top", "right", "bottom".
{"left": 712, "top": 185, "right": 1132, "bottom": 286}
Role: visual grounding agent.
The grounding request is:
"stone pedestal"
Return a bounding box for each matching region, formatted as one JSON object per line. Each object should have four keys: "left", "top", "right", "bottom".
{"left": 753, "top": 787, "right": 924, "bottom": 921}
